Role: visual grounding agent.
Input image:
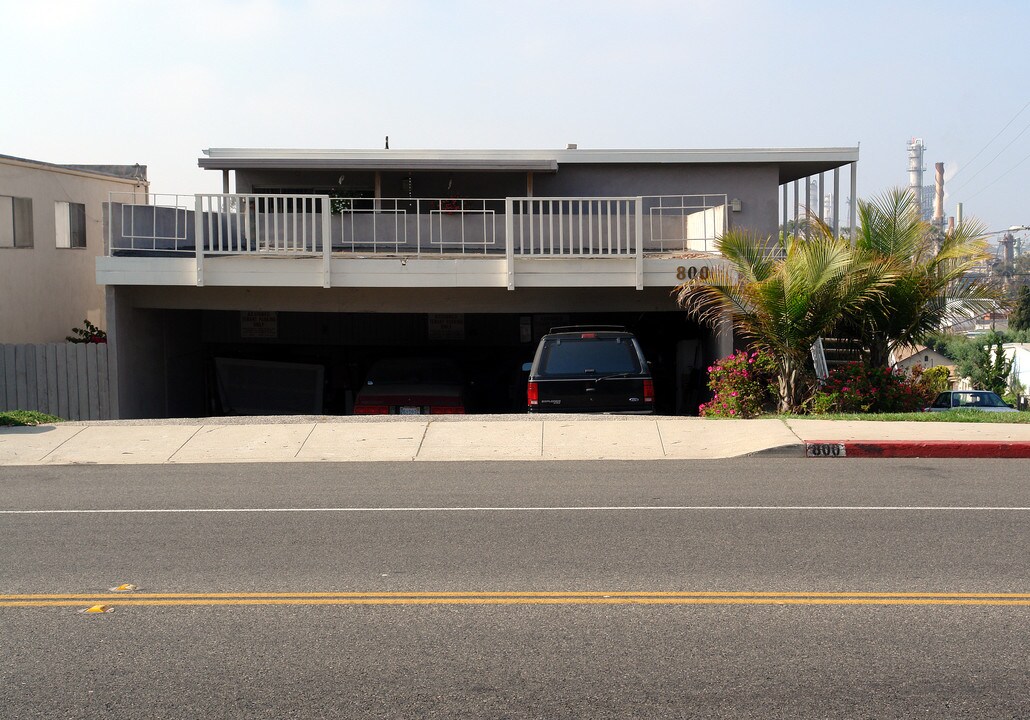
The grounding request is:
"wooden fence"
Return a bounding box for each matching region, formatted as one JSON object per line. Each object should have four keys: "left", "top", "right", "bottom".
{"left": 0, "top": 343, "right": 114, "bottom": 420}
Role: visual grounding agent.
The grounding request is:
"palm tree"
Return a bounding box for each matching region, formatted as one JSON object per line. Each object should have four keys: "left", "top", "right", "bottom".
{"left": 675, "top": 229, "right": 896, "bottom": 413}
{"left": 830, "top": 188, "right": 1000, "bottom": 367}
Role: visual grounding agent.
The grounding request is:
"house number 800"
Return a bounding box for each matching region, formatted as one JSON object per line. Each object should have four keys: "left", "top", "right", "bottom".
{"left": 676, "top": 266, "right": 710, "bottom": 281}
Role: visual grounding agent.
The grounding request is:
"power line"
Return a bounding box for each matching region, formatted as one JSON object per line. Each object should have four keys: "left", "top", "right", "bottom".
{"left": 950, "top": 115, "right": 1030, "bottom": 195}
{"left": 962, "top": 145, "right": 1030, "bottom": 203}
{"left": 950, "top": 99, "right": 1030, "bottom": 185}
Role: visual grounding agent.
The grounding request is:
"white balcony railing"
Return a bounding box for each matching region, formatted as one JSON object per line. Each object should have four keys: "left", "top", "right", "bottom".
{"left": 108, "top": 193, "right": 195, "bottom": 253}
{"left": 108, "top": 193, "right": 726, "bottom": 257}
{"left": 105, "top": 192, "right": 727, "bottom": 288}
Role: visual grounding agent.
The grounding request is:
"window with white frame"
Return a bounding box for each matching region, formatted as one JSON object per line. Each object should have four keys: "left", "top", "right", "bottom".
{"left": 55, "top": 201, "right": 86, "bottom": 248}
{"left": 0, "top": 195, "right": 34, "bottom": 248}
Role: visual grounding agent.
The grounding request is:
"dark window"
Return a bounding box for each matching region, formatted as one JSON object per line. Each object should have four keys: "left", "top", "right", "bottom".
{"left": 56, "top": 201, "right": 86, "bottom": 248}
{"left": 252, "top": 188, "right": 375, "bottom": 213}
{"left": 1, "top": 196, "right": 33, "bottom": 248}
{"left": 69, "top": 202, "right": 86, "bottom": 248}
{"left": 537, "top": 337, "right": 641, "bottom": 376}
{"left": 975, "top": 392, "right": 1008, "bottom": 408}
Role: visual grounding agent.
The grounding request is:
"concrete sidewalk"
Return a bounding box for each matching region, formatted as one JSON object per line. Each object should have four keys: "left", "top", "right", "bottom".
{"left": 2, "top": 415, "right": 1030, "bottom": 465}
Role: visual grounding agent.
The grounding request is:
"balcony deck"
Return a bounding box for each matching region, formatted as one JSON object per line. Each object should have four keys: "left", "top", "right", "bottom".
{"left": 100, "top": 193, "right": 728, "bottom": 290}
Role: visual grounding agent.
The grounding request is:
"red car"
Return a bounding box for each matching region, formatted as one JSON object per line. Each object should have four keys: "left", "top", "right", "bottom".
{"left": 353, "top": 358, "right": 466, "bottom": 415}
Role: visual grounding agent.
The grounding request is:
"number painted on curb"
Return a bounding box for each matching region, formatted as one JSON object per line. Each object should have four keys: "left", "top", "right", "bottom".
{"left": 806, "top": 443, "right": 847, "bottom": 458}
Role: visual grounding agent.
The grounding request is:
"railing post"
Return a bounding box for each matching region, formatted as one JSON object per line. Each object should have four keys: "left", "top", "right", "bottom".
{"left": 416, "top": 199, "right": 422, "bottom": 255}
{"left": 322, "top": 195, "right": 331, "bottom": 288}
{"left": 194, "top": 195, "right": 204, "bottom": 287}
{"left": 505, "top": 198, "right": 515, "bottom": 290}
{"left": 106, "top": 193, "right": 113, "bottom": 257}
{"left": 635, "top": 197, "right": 644, "bottom": 290}
{"left": 721, "top": 201, "right": 728, "bottom": 254}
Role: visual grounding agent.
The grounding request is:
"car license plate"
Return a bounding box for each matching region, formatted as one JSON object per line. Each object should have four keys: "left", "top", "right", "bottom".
{"left": 398, "top": 406, "right": 421, "bottom": 415}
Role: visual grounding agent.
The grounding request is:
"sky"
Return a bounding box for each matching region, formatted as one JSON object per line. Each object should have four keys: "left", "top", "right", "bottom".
{"left": 4, "top": 0, "right": 1029, "bottom": 237}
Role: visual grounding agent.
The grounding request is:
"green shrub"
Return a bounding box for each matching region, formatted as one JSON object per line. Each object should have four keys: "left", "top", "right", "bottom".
{"left": 699, "top": 349, "right": 777, "bottom": 418}
{"left": 918, "top": 365, "right": 951, "bottom": 396}
{"left": 0, "top": 410, "right": 63, "bottom": 426}
{"left": 809, "top": 363, "right": 934, "bottom": 414}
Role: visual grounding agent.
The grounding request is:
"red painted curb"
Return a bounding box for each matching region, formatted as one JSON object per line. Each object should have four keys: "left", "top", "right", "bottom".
{"left": 805, "top": 440, "right": 1030, "bottom": 459}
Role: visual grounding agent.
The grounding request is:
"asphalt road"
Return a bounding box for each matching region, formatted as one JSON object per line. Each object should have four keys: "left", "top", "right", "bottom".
{"left": 1, "top": 459, "right": 1028, "bottom": 718}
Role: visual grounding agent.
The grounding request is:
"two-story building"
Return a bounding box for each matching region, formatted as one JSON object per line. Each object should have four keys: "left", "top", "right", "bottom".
{"left": 97, "top": 145, "right": 859, "bottom": 418}
{"left": 1, "top": 154, "right": 147, "bottom": 343}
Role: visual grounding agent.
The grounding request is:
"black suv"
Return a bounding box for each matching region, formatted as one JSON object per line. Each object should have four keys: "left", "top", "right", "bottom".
{"left": 524, "top": 326, "right": 654, "bottom": 414}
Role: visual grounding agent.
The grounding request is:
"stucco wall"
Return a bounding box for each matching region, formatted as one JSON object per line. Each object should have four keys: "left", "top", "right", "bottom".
{"left": 0, "top": 157, "right": 143, "bottom": 342}
{"left": 109, "top": 294, "right": 205, "bottom": 419}
{"left": 532, "top": 163, "right": 779, "bottom": 237}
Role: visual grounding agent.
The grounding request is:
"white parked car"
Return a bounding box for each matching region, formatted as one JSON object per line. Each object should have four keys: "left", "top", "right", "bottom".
{"left": 924, "top": 390, "right": 1018, "bottom": 413}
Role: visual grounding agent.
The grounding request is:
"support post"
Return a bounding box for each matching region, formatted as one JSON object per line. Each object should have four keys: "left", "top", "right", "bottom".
{"left": 782, "top": 184, "right": 788, "bottom": 241}
{"left": 322, "top": 195, "right": 331, "bottom": 288}
{"left": 194, "top": 195, "right": 204, "bottom": 287}
{"left": 793, "top": 181, "right": 799, "bottom": 237}
{"left": 635, "top": 197, "right": 644, "bottom": 290}
{"left": 505, "top": 198, "right": 515, "bottom": 290}
{"left": 833, "top": 168, "right": 840, "bottom": 239}
{"left": 850, "top": 162, "right": 858, "bottom": 240}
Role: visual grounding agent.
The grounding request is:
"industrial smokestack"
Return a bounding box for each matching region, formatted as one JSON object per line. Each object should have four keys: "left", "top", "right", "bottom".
{"left": 907, "top": 139, "right": 925, "bottom": 216}
{"left": 933, "top": 162, "right": 945, "bottom": 231}
{"left": 1002, "top": 233, "right": 1015, "bottom": 266}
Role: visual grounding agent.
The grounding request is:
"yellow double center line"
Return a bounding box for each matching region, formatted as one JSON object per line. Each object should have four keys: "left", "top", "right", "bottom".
{"left": 3, "top": 591, "right": 1030, "bottom": 607}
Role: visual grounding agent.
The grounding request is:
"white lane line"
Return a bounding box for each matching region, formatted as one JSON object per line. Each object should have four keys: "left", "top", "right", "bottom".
{"left": 2, "top": 505, "right": 1030, "bottom": 514}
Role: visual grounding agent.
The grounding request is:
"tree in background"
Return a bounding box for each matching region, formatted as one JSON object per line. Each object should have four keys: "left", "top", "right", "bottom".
{"left": 1009, "top": 286, "right": 1030, "bottom": 332}
{"left": 675, "top": 229, "right": 895, "bottom": 413}
{"left": 927, "top": 331, "right": 1013, "bottom": 395}
{"left": 832, "top": 189, "right": 1001, "bottom": 367}
{"left": 965, "top": 334, "right": 1015, "bottom": 396}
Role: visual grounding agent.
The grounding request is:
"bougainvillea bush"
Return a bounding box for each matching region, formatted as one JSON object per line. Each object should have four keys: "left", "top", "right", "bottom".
{"left": 699, "top": 349, "right": 777, "bottom": 418}
{"left": 809, "top": 362, "right": 938, "bottom": 414}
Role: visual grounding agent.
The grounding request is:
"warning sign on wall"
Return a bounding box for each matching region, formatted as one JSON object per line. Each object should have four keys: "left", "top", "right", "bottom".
{"left": 241, "top": 311, "right": 278, "bottom": 339}
{"left": 428, "top": 313, "right": 465, "bottom": 341}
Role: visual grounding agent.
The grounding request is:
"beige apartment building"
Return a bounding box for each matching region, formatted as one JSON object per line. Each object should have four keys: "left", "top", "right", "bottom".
{"left": 0, "top": 154, "right": 147, "bottom": 343}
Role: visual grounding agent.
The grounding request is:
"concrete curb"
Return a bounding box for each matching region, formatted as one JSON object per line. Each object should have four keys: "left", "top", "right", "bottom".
{"left": 803, "top": 440, "right": 1030, "bottom": 459}
{"left": 741, "top": 444, "right": 807, "bottom": 458}
{"left": 4, "top": 417, "right": 1030, "bottom": 465}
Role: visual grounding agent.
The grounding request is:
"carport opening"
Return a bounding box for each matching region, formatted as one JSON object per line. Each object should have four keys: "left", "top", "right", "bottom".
{"left": 131, "top": 310, "right": 717, "bottom": 417}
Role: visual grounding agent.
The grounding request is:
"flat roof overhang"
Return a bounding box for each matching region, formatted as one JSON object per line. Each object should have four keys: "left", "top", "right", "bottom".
{"left": 199, "top": 147, "right": 858, "bottom": 180}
